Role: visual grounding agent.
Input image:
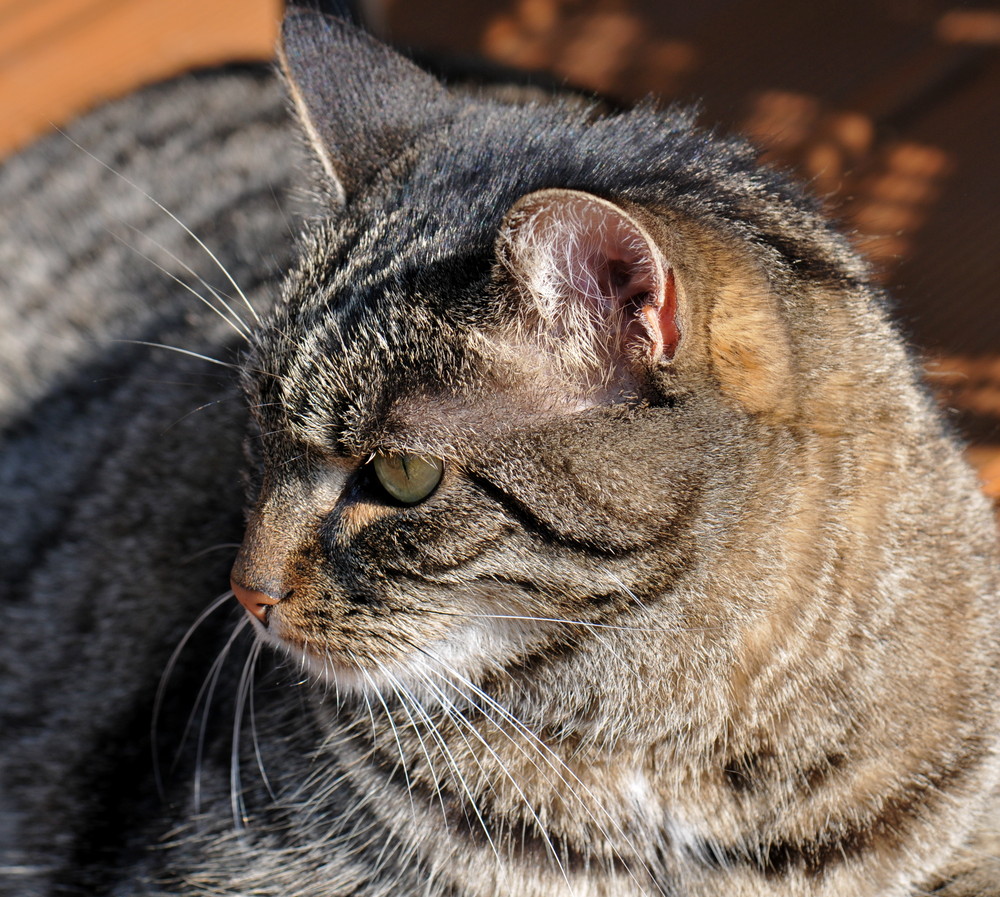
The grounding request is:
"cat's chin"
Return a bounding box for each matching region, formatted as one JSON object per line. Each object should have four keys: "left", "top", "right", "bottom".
{"left": 252, "top": 615, "right": 548, "bottom": 702}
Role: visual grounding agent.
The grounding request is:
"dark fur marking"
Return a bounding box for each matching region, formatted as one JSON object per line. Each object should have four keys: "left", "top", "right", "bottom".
{"left": 394, "top": 536, "right": 500, "bottom": 577}
{"left": 467, "top": 472, "right": 641, "bottom": 557}
{"left": 708, "top": 739, "right": 987, "bottom": 879}
{"left": 753, "top": 231, "right": 853, "bottom": 285}
{"left": 802, "top": 752, "right": 846, "bottom": 791}
{"left": 724, "top": 749, "right": 845, "bottom": 796}
{"left": 722, "top": 749, "right": 774, "bottom": 794}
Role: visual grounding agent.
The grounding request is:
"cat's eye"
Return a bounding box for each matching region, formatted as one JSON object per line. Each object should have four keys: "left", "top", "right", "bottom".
{"left": 371, "top": 453, "right": 444, "bottom": 504}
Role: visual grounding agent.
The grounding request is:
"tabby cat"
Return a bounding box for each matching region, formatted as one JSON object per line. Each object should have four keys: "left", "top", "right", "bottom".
{"left": 1, "top": 5, "right": 999, "bottom": 896}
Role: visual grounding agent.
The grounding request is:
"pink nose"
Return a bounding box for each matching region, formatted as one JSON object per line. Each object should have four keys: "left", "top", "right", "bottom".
{"left": 231, "top": 578, "right": 281, "bottom": 623}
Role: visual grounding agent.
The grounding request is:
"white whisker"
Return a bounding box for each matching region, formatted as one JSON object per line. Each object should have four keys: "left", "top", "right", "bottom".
{"left": 416, "top": 650, "right": 665, "bottom": 897}
{"left": 354, "top": 660, "right": 416, "bottom": 822}
{"left": 407, "top": 669, "right": 510, "bottom": 872}
{"left": 368, "top": 643, "right": 580, "bottom": 892}
{"left": 247, "top": 643, "right": 275, "bottom": 801}
{"left": 193, "top": 619, "right": 250, "bottom": 812}
{"left": 230, "top": 638, "right": 263, "bottom": 829}
{"left": 164, "top": 399, "right": 230, "bottom": 431}
{"left": 108, "top": 228, "right": 253, "bottom": 342}
{"left": 152, "top": 590, "right": 235, "bottom": 799}
{"left": 419, "top": 672, "right": 575, "bottom": 892}
{"left": 367, "top": 664, "right": 450, "bottom": 828}
{"left": 384, "top": 667, "right": 504, "bottom": 870}
{"left": 114, "top": 339, "right": 240, "bottom": 370}
{"left": 460, "top": 611, "right": 710, "bottom": 634}
{"left": 180, "top": 543, "right": 242, "bottom": 563}
{"left": 61, "top": 129, "right": 262, "bottom": 325}
{"left": 121, "top": 222, "right": 255, "bottom": 336}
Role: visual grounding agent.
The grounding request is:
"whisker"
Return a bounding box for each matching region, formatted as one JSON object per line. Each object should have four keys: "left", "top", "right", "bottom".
{"left": 442, "top": 610, "right": 715, "bottom": 634}
{"left": 164, "top": 399, "right": 230, "bottom": 431}
{"left": 354, "top": 660, "right": 417, "bottom": 822}
{"left": 604, "top": 573, "right": 649, "bottom": 609}
{"left": 409, "top": 667, "right": 575, "bottom": 893}
{"left": 152, "top": 590, "right": 234, "bottom": 800}
{"left": 180, "top": 543, "right": 242, "bottom": 563}
{"left": 406, "top": 670, "right": 509, "bottom": 872}
{"left": 366, "top": 665, "right": 450, "bottom": 829}
{"left": 61, "top": 129, "right": 262, "bottom": 325}
{"left": 359, "top": 667, "right": 434, "bottom": 876}
{"left": 230, "top": 639, "right": 262, "bottom": 828}
{"left": 121, "top": 221, "right": 255, "bottom": 335}
{"left": 192, "top": 619, "right": 250, "bottom": 812}
{"left": 360, "top": 690, "right": 382, "bottom": 756}
{"left": 415, "top": 649, "right": 665, "bottom": 897}
{"left": 268, "top": 181, "right": 298, "bottom": 242}
{"left": 247, "top": 643, "right": 275, "bottom": 801}
{"left": 383, "top": 667, "right": 504, "bottom": 869}
{"left": 108, "top": 227, "right": 253, "bottom": 342}
{"left": 113, "top": 339, "right": 240, "bottom": 371}
{"left": 362, "top": 637, "right": 582, "bottom": 890}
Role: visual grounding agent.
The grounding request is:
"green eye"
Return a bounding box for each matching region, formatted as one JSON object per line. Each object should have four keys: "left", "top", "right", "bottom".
{"left": 372, "top": 453, "right": 444, "bottom": 504}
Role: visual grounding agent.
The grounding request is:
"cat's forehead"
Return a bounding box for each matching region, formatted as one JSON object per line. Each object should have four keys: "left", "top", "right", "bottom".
{"left": 249, "top": 226, "right": 495, "bottom": 456}
{"left": 251, "top": 208, "right": 596, "bottom": 460}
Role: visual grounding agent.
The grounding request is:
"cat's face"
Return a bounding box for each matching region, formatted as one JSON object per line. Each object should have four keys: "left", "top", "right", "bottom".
{"left": 231, "top": 10, "right": 868, "bottom": 698}
{"left": 234, "top": 198, "right": 705, "bottom": 691}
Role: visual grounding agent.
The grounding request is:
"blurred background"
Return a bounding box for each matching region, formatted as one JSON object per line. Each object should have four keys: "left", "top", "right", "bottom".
{"left": 2, "top": 0, "right": 998, "bottom": 503}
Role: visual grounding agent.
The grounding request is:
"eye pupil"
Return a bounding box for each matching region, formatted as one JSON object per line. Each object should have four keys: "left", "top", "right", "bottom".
{"left": 372, "top": 453, "right": 444, "bottom": 504}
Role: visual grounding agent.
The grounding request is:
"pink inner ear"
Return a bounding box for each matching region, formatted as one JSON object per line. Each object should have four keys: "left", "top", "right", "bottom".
{"left": 578, "top": 203, "right": 680, "bottom": 363}
{"left": 642, "top": 267, "right": 679, "bottom": 361}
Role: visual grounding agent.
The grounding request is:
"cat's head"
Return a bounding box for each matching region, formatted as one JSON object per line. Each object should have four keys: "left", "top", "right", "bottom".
{"left": 231, "top": 8, "right": 894, "bottom": 700}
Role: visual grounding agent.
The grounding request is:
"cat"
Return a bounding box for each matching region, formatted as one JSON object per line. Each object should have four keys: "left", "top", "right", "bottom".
{"left": 1, "top": 4, "right": 999, "bottom": 896}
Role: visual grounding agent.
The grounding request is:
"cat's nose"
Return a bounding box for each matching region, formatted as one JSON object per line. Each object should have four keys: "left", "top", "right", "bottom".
{"left": 230, "top": 578, "right": 281, "bottom": 623}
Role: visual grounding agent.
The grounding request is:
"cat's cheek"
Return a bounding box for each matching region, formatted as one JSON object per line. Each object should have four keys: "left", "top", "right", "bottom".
{"left": 332, "top": 620, "right": 544, "bottom": 697}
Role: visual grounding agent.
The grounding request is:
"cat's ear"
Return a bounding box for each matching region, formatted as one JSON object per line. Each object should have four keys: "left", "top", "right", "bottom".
{"left": 279, "top": 7, "right": 451, "bottom": 204}
{"left": 499, "top": 189, "right": 680, "bottom": 371}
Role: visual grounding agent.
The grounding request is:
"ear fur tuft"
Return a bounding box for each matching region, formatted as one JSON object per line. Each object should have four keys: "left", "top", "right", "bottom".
{"left": 499, "top": 189, "right": 680, "bottom": 388}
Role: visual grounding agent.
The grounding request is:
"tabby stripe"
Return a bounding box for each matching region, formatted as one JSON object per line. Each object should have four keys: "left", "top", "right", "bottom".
{"left": 706, "top": 736, "right": 989, "bottom": 879}
{"left": 382, "top": 537, "right": 504, "bottom": 579}
{"left": 467, "top": 472, "right": 642, "bottom": 557}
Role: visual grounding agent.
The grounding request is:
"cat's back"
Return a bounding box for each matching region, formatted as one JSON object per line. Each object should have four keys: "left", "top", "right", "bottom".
{"left": 0, "top": 66, "right": 296, "bottom": 895}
